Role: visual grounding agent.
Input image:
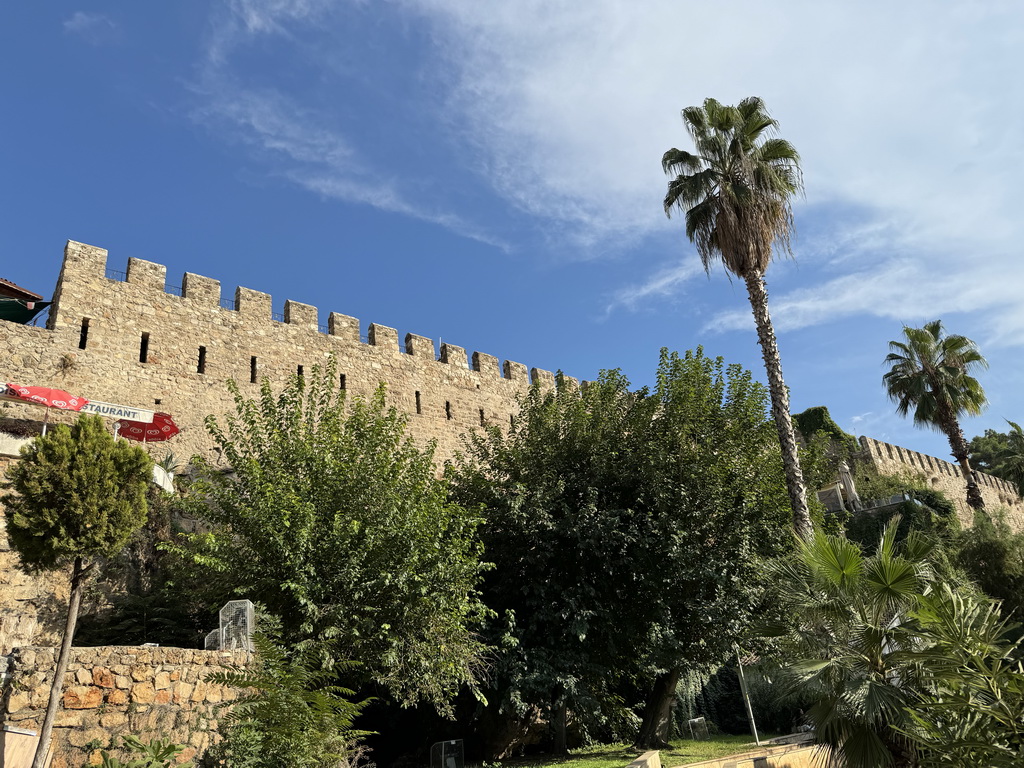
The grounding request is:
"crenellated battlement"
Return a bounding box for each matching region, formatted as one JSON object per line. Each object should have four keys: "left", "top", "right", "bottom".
{"left": 4, "top": 240, "right": 563, "bottom": 464}
{"left": 54, "top": 241, "right": 550, "bottom": 386}
{"left": 857, "top": 436, "right": 1024, "bottom": 526}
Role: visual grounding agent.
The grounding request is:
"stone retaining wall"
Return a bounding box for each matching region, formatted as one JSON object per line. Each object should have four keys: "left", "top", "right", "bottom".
{"left": 3, "top": 645, "right": 249, "bottom": 767}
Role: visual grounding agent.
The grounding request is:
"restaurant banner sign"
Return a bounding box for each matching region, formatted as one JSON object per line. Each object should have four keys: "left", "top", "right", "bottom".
{"left": 80, "top": 401, "right": 156, "bottom": 424}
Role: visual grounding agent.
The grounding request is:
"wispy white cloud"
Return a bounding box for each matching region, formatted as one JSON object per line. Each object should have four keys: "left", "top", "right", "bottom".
{"left": 193, "top": 0, "right": 508, "bottom": 250}
{"left": 191, "top": 84, "right": 509, "bottom": 250}
{"left": 401, "top": 0, "right": 1024, "bottom": 336}
{"left": 205, "top": 0, "right": 331, "bottom": 63}
{"left": 63, "top": 12, "right": 117, "bottom": 44}
{"left": 604, "top": 258, "right": 705, "bottom": 315}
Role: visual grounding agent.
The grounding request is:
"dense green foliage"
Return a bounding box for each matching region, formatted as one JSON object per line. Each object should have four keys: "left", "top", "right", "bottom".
{"left": 903, "top": 585, "right": 1024, "bottom": 767}
{"left": 766, "top": 520, "right": 1024, "bottom": 767}
{"left": 449, "top": 349, "right": 793, "bottom": 749}
{"left": 205, "top": 632, "right": 370, "bottom": 768}
{"left": 954, "top": 511, "right": 1024, "bottom": 628}
{"left": 171, "top": 363, "right": 489, "bottom": 711}
{"left": 793, "top": 406, "right": 858, "bottom": 454}
{"left": 968, "top": 421, "right": 1024, "bottom": 496}
{"left": 1, "top": 414, "right": 152, "bottom": 569}
{"left": 844, "top": 469, "right": 960, "bottom": 553}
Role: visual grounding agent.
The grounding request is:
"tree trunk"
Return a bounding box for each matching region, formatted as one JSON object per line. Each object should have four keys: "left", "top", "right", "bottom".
{"left": 552, "top": 697, "right": 568, "bottom": 754}
{"left": 940, "top": 411, "right": 986, "bottom": 513}
{"left": 635, "top": 667, "right": 680, "bottom": 749}
{"left": 32, "top": 557, "right": 88, "bottom": 768}
{"left": 744, "top": 274, "right": 813, "bottom": 540}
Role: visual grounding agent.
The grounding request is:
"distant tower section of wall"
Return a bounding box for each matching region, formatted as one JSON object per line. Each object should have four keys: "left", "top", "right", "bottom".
{"left": 856, "top": 435, "right": 1024, "bottom": 528}
{"left": 1, "top": 240, "right": 564, "bottom": 465}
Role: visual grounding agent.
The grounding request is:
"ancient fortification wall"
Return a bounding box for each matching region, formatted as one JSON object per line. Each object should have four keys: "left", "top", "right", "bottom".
{"left": 2, "top": 646, "right": 248, "bottom": 768}
{"left": 2, "top": 240, "right": 562, "bottom": 468}
{"left": 857, "top": 436, "right": 1024, "bottom": 528}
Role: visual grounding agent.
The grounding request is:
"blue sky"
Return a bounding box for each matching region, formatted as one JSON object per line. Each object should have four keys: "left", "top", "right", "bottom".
{"left": 3, "top": 1, "right": 1023, "bottom": 460}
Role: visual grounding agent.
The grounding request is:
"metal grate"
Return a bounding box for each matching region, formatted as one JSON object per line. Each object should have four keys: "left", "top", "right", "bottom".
{"left": 105, "top": 268, "right": 127, "bottom": 281}
{"left": 219, "top": 599, "right": 255, "bottom": 651}
{"left": 204, "top": 629, "right": 221, "bottom": 651}
{"left": 165, "top": 285, "right": 183, "bottom": 297}
{"left": 430, "top": 740, "right": 464, "bottom": 768}
{"left": 220, "top": 298, "right": 237, "bottom": 311}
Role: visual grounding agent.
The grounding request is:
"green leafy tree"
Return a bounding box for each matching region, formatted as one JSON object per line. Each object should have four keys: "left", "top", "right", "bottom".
{"left": 450, "top": 349, "right": 792, "bottom": 754}
{"left": 764, "top": 521, "right": 937, "bottom": 768}
{"left": 1, "top": 414, "right": 152, "bottom": 768}
{"left": 954, "top": 511, "right": 1024, "bottom": 630}
{"left": 902, "top": 584, "right": 1024, "bottom": 767}
{"left": 969, "top": 420, "right": 1024, "bottom": 496}
{"left": 205, "top": 631, "right": 371, "bottom": 768}
{"left": 662, "top": 96, "right": 812, "bottom": 540}
{"left": 171, "top": 362, "right": 488, "bottom": 712}
{"left": 883, "top": 320, "right": 989, "bottom": 511}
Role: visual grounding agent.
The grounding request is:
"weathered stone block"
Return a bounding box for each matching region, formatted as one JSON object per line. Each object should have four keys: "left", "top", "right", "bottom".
{"left": 8, "top": 690, "right": 30, "bottom": 711}
{"left": 93, "top": 666, "right": 114, "bottom": 688}
{"left": 64, "top": 685, "right": 104, "bottom": 709}
{"left": 106, "top": 688, "right": 128, "bottom": 706}
{"left": 130, "top": 665, "right": 151, "bottom": 682}
{"left": 101, "top": 711, "right": 128, "bottom": 728}
{"left": 173, "top": 682, "right": 193, "bottom": 703}
{"left": 131, "top": 681, "right": 156, "bottom": 704}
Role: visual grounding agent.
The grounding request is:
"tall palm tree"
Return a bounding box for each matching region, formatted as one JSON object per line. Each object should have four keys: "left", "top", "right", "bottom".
{"left": 883, "top": 320, "right": 988, "bottom": 512}
{"left": 662, "top": 97, "right": 812, "bottom": 539}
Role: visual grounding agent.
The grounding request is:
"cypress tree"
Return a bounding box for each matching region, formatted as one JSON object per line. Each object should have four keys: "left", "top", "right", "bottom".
{"left": 1, "top": 414, "right": 152, "bottom": 768}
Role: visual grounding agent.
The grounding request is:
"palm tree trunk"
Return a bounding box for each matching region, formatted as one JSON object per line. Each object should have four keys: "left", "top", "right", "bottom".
{"left": 939, "top": 409, "right": 986, "bottom": 513}
{"left": 32, "top": 557, "right": 89, "bottom": 768}
{"left": 744, "top": 273, "right": 813, "bottom": 540}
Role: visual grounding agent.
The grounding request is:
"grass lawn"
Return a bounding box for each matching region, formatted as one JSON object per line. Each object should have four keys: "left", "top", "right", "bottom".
{"left": 484, "top": 734, "right": 777, "bottom": 768}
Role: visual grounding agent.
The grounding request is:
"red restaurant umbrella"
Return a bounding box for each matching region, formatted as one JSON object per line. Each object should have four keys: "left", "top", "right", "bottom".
{"left": 4, "top": 382, "right": 89, "bottom": 434}
{"left": 115, "top": 412, "right": 180, "bottom": 443}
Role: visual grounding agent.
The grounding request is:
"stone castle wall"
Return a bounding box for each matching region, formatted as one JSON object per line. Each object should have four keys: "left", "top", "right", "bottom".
{"left": 3, "top": 645, "right": 248, "bottom": 768}
{"left": 857, "top": 436, "right": 1024, "bottom": 527}
{"left": 1, "top": 240, "right": 563, "bottom": 467}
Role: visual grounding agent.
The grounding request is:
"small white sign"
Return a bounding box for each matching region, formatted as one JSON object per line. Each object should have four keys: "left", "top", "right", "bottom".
{"left": 81, "top": 401, "right": 156, "bottom": 424}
